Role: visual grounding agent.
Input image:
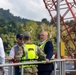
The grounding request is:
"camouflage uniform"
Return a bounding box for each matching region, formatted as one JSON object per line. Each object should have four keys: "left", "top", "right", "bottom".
{"left": 15, "top": 46, "right": 24, "bottom": 62}
{"left": 22, "top": 44, "right": 46, "bottom": 75}
{"left": 13, "top": 45, "right": 24, "bottom": 75}
{"left": 24, "top": 67, "right": 38, "bottom": 75}
{"left": 21, "top": 32, "right": 46, "bottom": 75}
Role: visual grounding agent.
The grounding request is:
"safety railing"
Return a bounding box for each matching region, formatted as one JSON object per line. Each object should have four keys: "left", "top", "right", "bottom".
{"left": 1, "top": 59, "right": 76, "bottom": 75}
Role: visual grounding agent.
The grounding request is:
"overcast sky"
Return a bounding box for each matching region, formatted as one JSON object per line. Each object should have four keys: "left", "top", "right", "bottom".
{"left": 0, "top": 0, "right": 51, "bottom": 21}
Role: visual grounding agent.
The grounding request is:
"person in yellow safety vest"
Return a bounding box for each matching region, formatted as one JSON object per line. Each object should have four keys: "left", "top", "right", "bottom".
{"left": 38, "top": 30, "right": 54, "bottom": 75}
{"left": 39, "top": 40, "right": 54, "bottom": 60}
{"left": 21, "top": 31, "right": 46, "bottom": 75}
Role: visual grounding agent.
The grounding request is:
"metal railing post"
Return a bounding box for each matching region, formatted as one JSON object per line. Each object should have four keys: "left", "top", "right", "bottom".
{"left": 53, "top": 61, "right": 57, "bottom": 75}
{"left": 59, "top": 61, "right": 62, "bottom": 75}
{"left": 21, "top": 65, "right": 23, "bottom": 75}
{"left": 8, "top": 66, "right": 13, "bottom": 75}
{"left": 61, "top": 61, "right": 66, "bottom": 75}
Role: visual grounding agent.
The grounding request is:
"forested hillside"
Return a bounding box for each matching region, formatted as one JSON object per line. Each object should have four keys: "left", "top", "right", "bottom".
{"left": 0, "top": 8, "right": 75, "bottom": 56}
{"left": 0, "top": 8, "right": 29, "bottom": 24}
{"left": 0, "top": 8, "right": 51, "bottom": 54}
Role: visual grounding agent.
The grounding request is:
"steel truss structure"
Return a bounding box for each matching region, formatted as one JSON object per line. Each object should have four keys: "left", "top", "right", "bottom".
{"left": 43, "top": 0, "right": 76, "bottom": 58}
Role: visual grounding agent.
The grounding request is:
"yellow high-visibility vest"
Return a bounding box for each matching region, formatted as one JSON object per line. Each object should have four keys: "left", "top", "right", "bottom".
{"left": 39, "top": 41, "right": 47, "bottom": 51}
{"left": 21, "top": 44, "right": 38, "bottom": 68}
{"left": 39, "top": 40, "right": 54, "bottom": 59}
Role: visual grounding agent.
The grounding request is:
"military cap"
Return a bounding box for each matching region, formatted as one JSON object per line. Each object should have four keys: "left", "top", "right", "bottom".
{"left": 23, "top": 31, "right": 31, "bottom": 40}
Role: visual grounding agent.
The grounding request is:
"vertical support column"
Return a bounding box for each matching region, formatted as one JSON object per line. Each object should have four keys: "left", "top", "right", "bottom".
{"left": 57, "top": 0, "right": 61, "bottom": 75}
{"left": 57, "top": 0, "right": 60, "bottom": 59}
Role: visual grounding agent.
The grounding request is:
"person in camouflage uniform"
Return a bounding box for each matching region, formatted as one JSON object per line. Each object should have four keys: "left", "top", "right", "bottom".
{"left": 9, "top": 34, "right": 24, "bottom": 75}
{"left": 21, "top": 31, "right": 46, "bottom": 75}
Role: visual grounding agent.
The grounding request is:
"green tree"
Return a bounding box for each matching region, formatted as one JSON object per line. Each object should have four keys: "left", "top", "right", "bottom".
{"left": 41, "top": 18, "right": 50, "bottom": 25}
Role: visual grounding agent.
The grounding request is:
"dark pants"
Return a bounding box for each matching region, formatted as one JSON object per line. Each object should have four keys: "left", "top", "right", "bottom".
{"left": 14, "top": 67, "right": 21, "bottom": 75}
{"left": 38, "top": 71, "right": 52, "bottom": 75}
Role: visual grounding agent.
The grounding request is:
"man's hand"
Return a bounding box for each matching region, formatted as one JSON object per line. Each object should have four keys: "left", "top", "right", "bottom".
{"left": 5, "top": 56, "right": 13, "bottom": 61}
{"left": 45, "top": 59, "right": 50, "bottom": 63}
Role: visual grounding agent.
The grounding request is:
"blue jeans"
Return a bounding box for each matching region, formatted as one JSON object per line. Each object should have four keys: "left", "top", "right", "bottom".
{"left": 14, "top": 67, "right": 21, "bottom": 75}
